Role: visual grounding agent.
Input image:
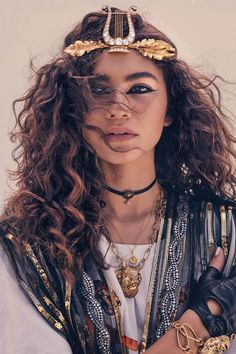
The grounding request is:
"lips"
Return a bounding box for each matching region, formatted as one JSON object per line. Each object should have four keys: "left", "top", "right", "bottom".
{"left": 105, "top": 127, "right": 138, "bottom": 143}
{"left": 105, "top": 126, "right": 138, "bottom": 136}
{"left": 105, "top": 126, "right": 138, "bottom": 143}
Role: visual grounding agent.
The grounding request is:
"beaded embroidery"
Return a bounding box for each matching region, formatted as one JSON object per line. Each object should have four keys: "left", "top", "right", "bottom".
{"left": 80, "top": 271, "right": 112, "bottom": 354}
{"left": 157, "top": 195, "right": 189, "bottom": 338}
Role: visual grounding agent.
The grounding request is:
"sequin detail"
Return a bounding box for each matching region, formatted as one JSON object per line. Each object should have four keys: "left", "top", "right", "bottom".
{"left": 80, "top": 271, "right": 112, "bottom": 354}
{"left": 157, "top": 195, "right": 189, "bottom": 337}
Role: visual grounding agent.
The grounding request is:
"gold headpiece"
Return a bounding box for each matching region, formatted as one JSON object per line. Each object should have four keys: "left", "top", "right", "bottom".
{"left": 64, "top": 6, "right": 176, "bottom": 61}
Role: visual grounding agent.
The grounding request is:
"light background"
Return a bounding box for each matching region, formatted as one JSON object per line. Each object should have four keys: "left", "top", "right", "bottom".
{"left": 1, "top": 0, "right": 236, "bottom": 208}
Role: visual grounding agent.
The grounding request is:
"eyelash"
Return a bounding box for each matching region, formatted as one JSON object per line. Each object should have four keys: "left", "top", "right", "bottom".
{"left": 91, "top": 87, "right": 110, "bottom": 95}
{"left": 92, "top": 84, "right": 154, "bottom": 95}
{"left": 128, "top": 85, "right": 154, "bottom": 94}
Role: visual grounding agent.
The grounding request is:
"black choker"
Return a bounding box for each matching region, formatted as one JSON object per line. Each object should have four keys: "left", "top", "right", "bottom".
{"left": 103, "top": 178, "right": 156, "bottom": 204}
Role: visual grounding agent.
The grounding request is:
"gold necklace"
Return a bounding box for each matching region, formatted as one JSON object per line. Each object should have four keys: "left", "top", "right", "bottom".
{"left": 106, "top": 190, "right": 164, "bottom": 298}
{"left": 112, "top": 229, "right": 157, "bottom": 298}
{"left": 106, "top": 194, "right": 159, "bottom": 267}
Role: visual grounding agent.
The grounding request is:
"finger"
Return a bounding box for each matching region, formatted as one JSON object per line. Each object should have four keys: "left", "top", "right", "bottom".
{"left": 204, "top": 265, "right": 221, "bottom": 280}
{"left": 209, "top": 247, "right": 225, "bottom": 273}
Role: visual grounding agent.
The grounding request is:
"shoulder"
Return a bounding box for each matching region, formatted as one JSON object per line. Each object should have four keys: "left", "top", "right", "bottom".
{"left": 0, "top": 231, "right": 22, "bottom": 311}
{"left": 0, "top": 218, "right": 19, "bottom": 282}
{"left": 0, "top": 217, "right": 18, "bottom": 245}
{"left": 179, "top": 184, "right": 236, "bottom": 242}
{"left": 168, "top": 183, "right": 236, "bottom": 216}
{"left": 185, "top": 186, "right": 236, "bottom": 238}
{"left": 162, "top": 181, "right": 236, "bottom": 217}
{"left": 178, "top": 185, "right": 236, "bottom": 276}
{"left": 0, "top": 218, "right": 11, "bottom": 237}
{"left": 0, "top": 224, "right": 72, "bottom": 354}
{"left": 0, "top": 217, "right": 29, "bottom": 291}
{"left": 0, "top": 217, "right": 19, "bottom": 259}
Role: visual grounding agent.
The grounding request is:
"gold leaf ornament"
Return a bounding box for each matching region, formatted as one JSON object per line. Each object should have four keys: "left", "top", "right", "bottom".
{"left": 64, "top": 40, "right": 108, "bottom": 57}
{"left": 129, "top": 39, "right": 176, "bottom": 60}
{"left": 64, "top": 38, "right": 176, "bottom": 61}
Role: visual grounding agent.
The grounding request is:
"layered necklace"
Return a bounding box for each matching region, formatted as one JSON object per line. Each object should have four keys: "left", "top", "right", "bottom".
{"left": 104, "top": 187, "right": 165, "bottom": 298}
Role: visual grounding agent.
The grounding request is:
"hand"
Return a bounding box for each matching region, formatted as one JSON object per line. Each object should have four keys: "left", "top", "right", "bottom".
{"left": 189, "top": 247, "right": 236, "bottom": 336}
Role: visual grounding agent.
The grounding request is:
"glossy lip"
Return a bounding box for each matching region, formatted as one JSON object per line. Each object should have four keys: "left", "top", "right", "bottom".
{"left": 105, "top": 126, "right": 138, "bottom": 136}
{"left": 106, "top": 134, "right": 137, "bottom": 143}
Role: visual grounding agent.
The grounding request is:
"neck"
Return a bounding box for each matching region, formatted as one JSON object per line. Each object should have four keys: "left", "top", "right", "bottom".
{"left": 100, "top": 158, "right": 160, "bottom": 221}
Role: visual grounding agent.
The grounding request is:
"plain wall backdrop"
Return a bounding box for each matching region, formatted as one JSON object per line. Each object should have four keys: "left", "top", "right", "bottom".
{"left": 1, "top": 0, "right": 236, "bottom": 209}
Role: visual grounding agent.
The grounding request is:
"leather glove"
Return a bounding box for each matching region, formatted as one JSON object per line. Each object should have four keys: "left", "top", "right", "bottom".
{"left": 189, "top": 265, "right": 236, "bottom": 336}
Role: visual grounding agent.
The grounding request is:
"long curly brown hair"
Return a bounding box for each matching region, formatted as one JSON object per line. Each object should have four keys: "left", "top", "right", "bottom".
{"left": 1, "top": 7, "right": 236, "bottom": 283}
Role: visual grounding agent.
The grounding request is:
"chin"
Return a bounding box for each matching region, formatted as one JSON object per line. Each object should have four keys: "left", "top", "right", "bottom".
{"left": 98, "top": 149, "right": 144, "bottom": 166}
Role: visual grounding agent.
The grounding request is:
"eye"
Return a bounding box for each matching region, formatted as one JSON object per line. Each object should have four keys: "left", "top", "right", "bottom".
{"left": 127, "top": 84, "right": 155, "bottom": 94}
{"left": 91, "top": 86, "right": 111, "bottom": 95}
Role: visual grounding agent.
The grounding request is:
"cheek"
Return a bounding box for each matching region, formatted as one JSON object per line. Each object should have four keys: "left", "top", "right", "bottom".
{"left": 139, "top": 91, "right": 168, "bottom": 117}
{"left": 146, "top": 97, "right": 168, "bottom": 126}
{"left": 82, "top": 127, "right": 91, "bottom": 143}
{"left": 142, "top": 99, "right": 168, "bottom": 145}
{"left": 145, "top": 124, "right": 164, "bottom": 147}
{"left": 84, "top": 110, "right": 97, "bottom": 124}
{"left": 128, "top": 92, "right": 159, "bottom": 113}
{"left": 83, "top": 110, "right": 100, "bottom": 138}
{"left": 82, "top": 115, "right": 99, "bottom": 147}
{"left": 82, "top": 127, "right": 101, "bottom": 150}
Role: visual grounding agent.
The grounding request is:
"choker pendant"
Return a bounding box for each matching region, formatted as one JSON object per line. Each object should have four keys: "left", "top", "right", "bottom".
{"left": 103, "top": 178, "right": 157, "bottom": 205}
{"left": 123, "top": 191, "right": 135, "bottom": 205}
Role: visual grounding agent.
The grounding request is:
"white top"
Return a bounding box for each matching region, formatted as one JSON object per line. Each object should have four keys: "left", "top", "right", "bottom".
{"left": 0, "top": 242, "right": 236, "bottom": 354}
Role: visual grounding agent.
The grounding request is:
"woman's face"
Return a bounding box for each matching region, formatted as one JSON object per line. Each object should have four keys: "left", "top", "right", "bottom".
{"left": 83, "top": 49, "right": 171, "bottom": 165}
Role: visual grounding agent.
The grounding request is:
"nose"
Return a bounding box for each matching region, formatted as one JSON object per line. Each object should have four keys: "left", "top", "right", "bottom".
{"left": 106, "top": 92, "right": 132, "bottom": 120}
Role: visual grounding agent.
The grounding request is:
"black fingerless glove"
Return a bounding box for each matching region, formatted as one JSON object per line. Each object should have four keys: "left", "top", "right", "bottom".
{"left": 189, "top": 265, "right": 236, "bottom": 336}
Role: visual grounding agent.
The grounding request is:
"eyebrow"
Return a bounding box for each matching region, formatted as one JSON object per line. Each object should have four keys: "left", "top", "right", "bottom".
{"left": 95, "top": 71, "right": 159, "bottom": 83}
{"left": 126, "top": 71, "right": 159, "bottom": 82}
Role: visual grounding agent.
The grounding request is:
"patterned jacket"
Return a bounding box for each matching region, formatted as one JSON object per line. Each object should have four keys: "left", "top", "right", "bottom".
{"left": 0, "top": 184, "right": 235, "bottom": 353}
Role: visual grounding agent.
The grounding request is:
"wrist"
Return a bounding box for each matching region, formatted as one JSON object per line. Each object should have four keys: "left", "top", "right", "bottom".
{"left": 179, "top": 309, "right": 211, "bottom": 340}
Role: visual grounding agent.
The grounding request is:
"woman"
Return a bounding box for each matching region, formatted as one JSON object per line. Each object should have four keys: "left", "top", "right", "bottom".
{"left": 0, "top": 5, "right": 236, "bottom": 354}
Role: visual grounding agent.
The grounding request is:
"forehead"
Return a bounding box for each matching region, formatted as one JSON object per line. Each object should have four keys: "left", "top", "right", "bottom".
{"left": 92, "top": 49, "right": 164, "bottom": 82}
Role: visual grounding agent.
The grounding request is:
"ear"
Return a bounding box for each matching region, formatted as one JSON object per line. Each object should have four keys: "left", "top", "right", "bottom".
{"left": 164, "top": 115, "right": 173, "bottom": 127}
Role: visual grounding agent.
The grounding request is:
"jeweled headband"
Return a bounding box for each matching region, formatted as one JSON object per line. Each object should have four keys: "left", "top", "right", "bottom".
{"left": 64, "top": 5, "right": 176, "bottom": 61}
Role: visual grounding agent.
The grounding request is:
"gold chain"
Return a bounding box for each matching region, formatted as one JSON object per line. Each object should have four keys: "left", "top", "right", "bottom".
{"left": 111, "top": 188, "right": 163, "bottom": 267}
{"left": 139, "top": 196, "right": 167, "bottom": 352}
{"left": 105, "top": 199, "right": 155, "bottom": 264}
{"left": 111, "top": 219, "right": 157, "bottom": 269}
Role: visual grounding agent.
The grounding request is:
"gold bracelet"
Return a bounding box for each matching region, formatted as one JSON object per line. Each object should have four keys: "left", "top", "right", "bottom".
{"left": 171, "top": 321, "right": 204, "bottom": 354}
{"left": 199, "top": 335, "right": 231, "bottom": 353}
